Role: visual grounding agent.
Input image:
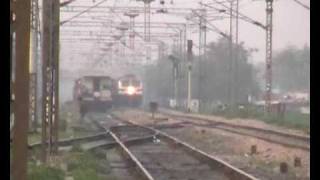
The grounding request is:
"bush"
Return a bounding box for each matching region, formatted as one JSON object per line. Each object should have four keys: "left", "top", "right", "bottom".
{"left": 67, "top": 152, "right": 99, "bottom": 172}
{"left": 28, "top": 165, "right": 65, "bottom": 180}
{"left": 209, "top": 104, "right": 309, "bottom": 131}
{"left": 70, "top": 144, "right": 83, "bottom": 153}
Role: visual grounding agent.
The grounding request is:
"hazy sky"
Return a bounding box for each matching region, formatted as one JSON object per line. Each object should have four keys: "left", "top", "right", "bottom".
{"left": 60, "top": 0, "right": 310, "bottom": 71}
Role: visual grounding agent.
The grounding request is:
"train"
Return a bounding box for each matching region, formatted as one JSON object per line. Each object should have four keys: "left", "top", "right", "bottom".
{"left": 114, "top": 74, "right": 143, "bottom": 107}
{"left": 73, "top": 74, "right": 143, "bottom": 116}
{"left": 73, "top": 76, "right": 116, "bottom": 116}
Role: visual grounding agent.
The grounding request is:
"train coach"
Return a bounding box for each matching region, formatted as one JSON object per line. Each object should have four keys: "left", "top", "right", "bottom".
{"left": 114, "top": 74, "right": 143, "bottom": 107}
{"left": 73, "top": 76, "right": 116, "bottom": 116}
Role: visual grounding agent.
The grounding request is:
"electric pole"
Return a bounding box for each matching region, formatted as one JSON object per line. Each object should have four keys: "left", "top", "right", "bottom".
{"left": 234, "top": 0, "right": 239, "bottom": 105}
{"left": 30, "top": 0, "right": 40, "bottom": 132}
{"left": 124, "top": 10, "right": 139, "bottom": 49}
{"left": 11, "top": 0, "right": 31, "bottom": 179}
{"left": 137, "top": 0, "right": 154, "bottom": 61}
{"left": 41, "top": 0, "right": 60, "bottom": 162}
{"left": 198, "top": 7, "right": 207, "bottom": 110}
{"left": 52, "top": 0, "right": 60, "bottom": 155}
{"left": 187, "top": 40, "right": 193, "bottom": 112}
{"left": 228, "top": 0, "right": 234, "bottom": 106}
{"left": 265, "top": 0, "right": 273, "bottom": 113}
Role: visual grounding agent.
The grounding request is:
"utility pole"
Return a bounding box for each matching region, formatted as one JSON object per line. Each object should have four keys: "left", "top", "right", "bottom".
{"left": 198, "top": 7, "right": 206, "bottom": 110}
{"left": 41, "top": 0, "right": 60, "bottom": 161}
{"left": 41, "top": 0, "right": 51, "bottom": 163}
{"left": 228, "top": 0, "right": 234, "bottom": 106}
{"left": 187, "top": 40, "right": 193, "bottom": 112}
{"left": 124, "top": 10, "right": 139, "bottom": 49}
{"left": 265, "top": 0, "right": 273, "bottom": 113}
{"left": 30, "top": 0, "right": 40, "bottom": 132}
{"left": 234, "top": 0, "right": 239, "bottom": 105}
{"left": 137, "top": 0, "right": 154, "bottom": 61}
{"left": 52, "top": 0, "right": 60, "bottom": 154}
{"left": 169, "top": 55, "right": 179, "bottom": 109}
{"left": 11, "top": 0, "right": 31, "bottom": 179}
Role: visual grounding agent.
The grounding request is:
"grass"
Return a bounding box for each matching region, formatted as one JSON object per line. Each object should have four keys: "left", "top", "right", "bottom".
{"left": 200, "top": 105, "right": 310, "bottom": 132}
{"left": 67, "top": 150, "right": 117, "bottom": 180}
{"left": 26, "top": 146, "right": 117, "bottom": 180}
{"left": 27, "top": 121, "right": 92, "bottom": 145}
{"left": 28, "top": 163, "right": 65, "bottom": 180}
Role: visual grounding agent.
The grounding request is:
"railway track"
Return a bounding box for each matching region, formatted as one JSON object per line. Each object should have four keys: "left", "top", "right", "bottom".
{"left": 159, "top": 111, "right": 310, "bottom": 151}
{"left": 96, "top": 115, "right": 259, "bottom": 180}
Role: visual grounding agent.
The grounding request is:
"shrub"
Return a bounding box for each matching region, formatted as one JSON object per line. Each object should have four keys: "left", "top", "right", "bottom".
{"left": 72, "top": 168, "right": 100, "bottom": 180}
{"left": 28, "top": 165, "right": 65, "bottom": 180}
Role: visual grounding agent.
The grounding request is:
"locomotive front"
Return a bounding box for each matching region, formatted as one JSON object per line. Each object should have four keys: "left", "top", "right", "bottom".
{"left": 115, "top": 74, "right": 143, "bottom": 107}
{"left": 75, "top": 76, "right": 115, "bottom": 116}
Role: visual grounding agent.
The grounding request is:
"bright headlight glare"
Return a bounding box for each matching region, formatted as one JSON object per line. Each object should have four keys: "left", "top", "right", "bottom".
{"left": 127, "top": 86, "right": 136, "bottom": 95}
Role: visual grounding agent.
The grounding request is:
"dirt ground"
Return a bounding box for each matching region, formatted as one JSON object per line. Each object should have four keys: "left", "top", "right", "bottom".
{"left": 113, "top": 109, "right": 310, "bottom": 180}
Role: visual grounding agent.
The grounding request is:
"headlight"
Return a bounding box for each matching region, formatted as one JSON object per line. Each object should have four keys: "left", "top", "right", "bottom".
{"left": 126, "top": 86, "right": 136, "bottom": 95}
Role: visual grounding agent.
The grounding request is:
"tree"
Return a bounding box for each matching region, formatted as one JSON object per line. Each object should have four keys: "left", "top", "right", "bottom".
{"left": 273, "top": 45, "right": 310, "bottom": 92}
{"left": 142, "top": 37, "right": 261, "bottom": 107}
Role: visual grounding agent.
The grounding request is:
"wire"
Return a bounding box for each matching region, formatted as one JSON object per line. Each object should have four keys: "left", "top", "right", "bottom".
{"left": 292, "top": 0, "right": 310, "bottom": 10}
{"left": 60, "top": 0, "right": 109, "bottom": 25}
{"left": 208, "top": 0, "right": 266, "bottom": 29}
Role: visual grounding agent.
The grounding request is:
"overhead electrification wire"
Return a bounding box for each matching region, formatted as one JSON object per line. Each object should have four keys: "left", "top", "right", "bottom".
{"left": 60, "top": 0, "right": 109, "bottom": 25}
{"left": 207, "top": 0, "right": 266, "bottom": 29}
{"left": 292, "top": 0, "right": 310, "bottom": 10}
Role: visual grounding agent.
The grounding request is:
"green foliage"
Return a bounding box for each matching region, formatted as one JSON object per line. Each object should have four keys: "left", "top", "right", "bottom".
{"left": 66, "top": 151, "right": 107, "bottom": 180}
{"left": 70, "top": 144, "right": 83, "bottom": 153}
{"left": 72, "top": 168, "right": 99, "bottom": 180}
{"left": 273, "top": 45, "right": 310, "bottom": 91}
{"left": 143, "top": 37, "right": 260, "bottom": 104}
{"left": 209, "top": 105, "right": 309, "bottom": 131}
{"left": 28, "top": 164, "right": 65, "bottom": 180}
{"left": 67, "top": 152, "right": 99, "bottom": 172}
{"left": 261, "top": 111, "right": 310, "bottom": 131}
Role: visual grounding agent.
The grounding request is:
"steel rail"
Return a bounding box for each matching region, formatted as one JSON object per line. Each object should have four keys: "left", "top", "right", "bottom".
{"left": 110, "top": 114, "right": 259, "bottom": 180}
{"left": 160, "top": 111, "right": 310, "bottom": 150}
{"left": 163, "top": 111, "right": 310, "bottom": 140}
{"left": 108, "top": 130, "right": 155, "bottom": 180}
{"left": 28, "top": 132, "right": 109, "bottom": 149}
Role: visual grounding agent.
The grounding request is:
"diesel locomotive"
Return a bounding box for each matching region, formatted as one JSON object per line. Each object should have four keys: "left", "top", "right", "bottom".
{"left": 73, "top": 76, "right": 115, "bottom": 116}
{"left": 114, "top": 74, "right": 143, "bottom": 107}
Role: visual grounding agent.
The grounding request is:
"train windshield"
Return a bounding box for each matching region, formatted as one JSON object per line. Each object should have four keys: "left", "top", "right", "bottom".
{"left": 82, "top": 78, "right": 94, "bottom": 93}
{"left": 131, "top": 80, "right": 140, "bottom": 87}
{"left": 100, "top": 78, "right": 113, "bottom": 90}
{"left": 121, "top": 80, "right": 129, "bottom": 87}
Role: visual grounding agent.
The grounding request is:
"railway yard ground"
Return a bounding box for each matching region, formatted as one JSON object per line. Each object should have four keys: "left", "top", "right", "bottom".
{"left": 112, "top": 108, "right": 310, "bottom": 180}
{"left": 25, "top": 103, "right": 310, "bottom": 180}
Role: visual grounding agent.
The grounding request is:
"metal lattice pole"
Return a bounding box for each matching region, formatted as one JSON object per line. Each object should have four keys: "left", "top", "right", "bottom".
{"left": 30, "top": 0, "right": 40, "bottom": 132}
{"left": 52, "top": 0, "right": 60, "bottom": 154}
{"left": 41, "top": 0, "right": 54, "bottom": 162}
{"left": 228, "top": 0, "right": 234, "bottom": 106}
{"left": 124, "top": 11, "right": 139, "bottom": 49}
{"left": 265, "top": 0, "right": 273, "bottom": 113}
{"left": 234, "top": 0, "right": 239, "bottom": 104}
